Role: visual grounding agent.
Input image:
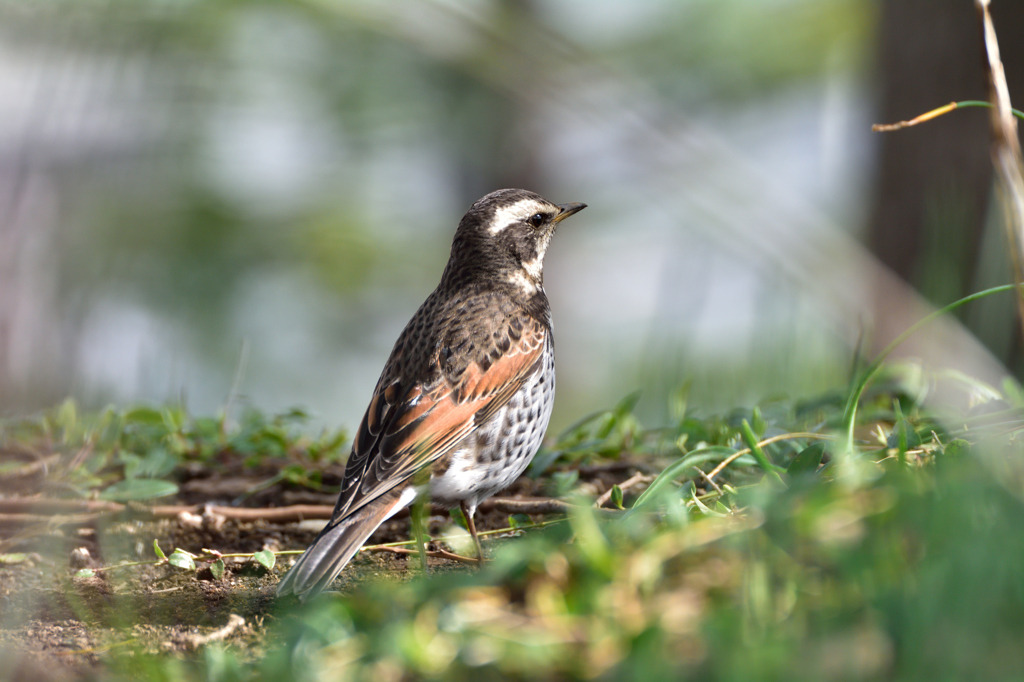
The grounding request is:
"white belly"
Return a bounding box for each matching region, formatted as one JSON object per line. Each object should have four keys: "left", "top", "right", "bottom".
{"left": 429, "top": 338, "right": 555, "bottom": 514}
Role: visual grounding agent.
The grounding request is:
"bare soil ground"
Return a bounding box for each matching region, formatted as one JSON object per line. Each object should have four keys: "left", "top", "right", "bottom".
{"left": 0, "top": 455, "right": 650, "bottom": 680}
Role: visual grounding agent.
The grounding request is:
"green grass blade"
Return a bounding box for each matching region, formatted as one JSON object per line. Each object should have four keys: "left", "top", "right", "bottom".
{"left": 841, "top": 284, "right": 1021, "bottom": 455}
{"left": 740, "top": 420, "right": 786, "bottom": 486}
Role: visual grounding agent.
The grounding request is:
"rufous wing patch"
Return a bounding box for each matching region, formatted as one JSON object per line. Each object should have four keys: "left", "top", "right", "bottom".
{"left": 330, "top": 317, "right": 548, "bottom": 520}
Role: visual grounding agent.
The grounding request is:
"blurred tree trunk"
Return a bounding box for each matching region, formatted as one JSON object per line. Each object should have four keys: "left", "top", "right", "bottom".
{"left": 868, "top": 0, "right": 1024, "bottom": 373}
{"left": 455, "top": 0, "right": 543, "bottom": 203}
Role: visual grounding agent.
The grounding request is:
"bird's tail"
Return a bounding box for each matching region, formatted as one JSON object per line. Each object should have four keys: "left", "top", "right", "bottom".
{"left": 276, "top": 487, "right": 406, "bottom": 599}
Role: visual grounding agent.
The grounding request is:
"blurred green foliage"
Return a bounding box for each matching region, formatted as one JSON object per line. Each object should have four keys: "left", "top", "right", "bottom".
{"left": 616, "top": 0, "right": 872, "bottom": 101}
{"left": 0, "top": 399, "right": 347, "bottom": 501}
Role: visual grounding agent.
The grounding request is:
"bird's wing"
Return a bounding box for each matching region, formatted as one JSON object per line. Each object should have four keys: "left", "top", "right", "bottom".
{"left": 330, "top": 313, "right": 548, "bottom": 521}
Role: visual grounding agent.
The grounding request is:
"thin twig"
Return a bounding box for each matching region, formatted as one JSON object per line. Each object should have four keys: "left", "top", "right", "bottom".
{"left": 705, "top": 432, "right": 834, "bottom": 481}
{"left": 872, "top": 100, "right": 1024, "bottom": 132}
{"left": 177, "top": 614, "right": 246, "bottom": 651}
{"left": 364, "top": 545, "right": 480, "bottom": 565}
{"left": 694, "top": 466, "right": 723, "bottom": 496}
{"left": 361, "top": 517, "right": 569, "bottom": 551}
{"left": 0, "top": 496, "right": 571, "bottom": 524}
{"left": 0, "top": 499, "right": 126, "bottom": 514}
{"left": 0, "top": 512, "right": 101, "bottom": 529}
{"left": 593, "top": 472, "right": 651, "bottom": 508}
{"left": 64, "top": 440, "right": 95, "bottom": 479}
{"left": 872, "top": 101, "right": 961, "bottom": 131}
{"left": 0, "top": 452, "right": 60, "bottom": 481}
{"left": 149, "top": 586, "right": 183, "bottom": 595}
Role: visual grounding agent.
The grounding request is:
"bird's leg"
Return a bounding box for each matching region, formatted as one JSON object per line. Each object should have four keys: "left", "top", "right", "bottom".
{"left": 410, "top": 498, "right": 429, "bottom": 573}
{"left": 461, "top": 500, "right": 484, "bottom": 565}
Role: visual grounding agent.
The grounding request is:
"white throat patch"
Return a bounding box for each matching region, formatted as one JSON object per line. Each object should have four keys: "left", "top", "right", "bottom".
{"left": 508, "top": 269, "right": 541, "bottom": 295}
{"left": 488, "top": 198, "right": 550, "bottom": 235}
{"left": 521, "top": 257, "right": 543, "bottom": 280}
{"left": 509, "top": 253, "right": 547, "bottom": 294}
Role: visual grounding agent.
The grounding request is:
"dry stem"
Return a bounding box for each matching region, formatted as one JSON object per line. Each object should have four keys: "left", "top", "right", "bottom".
{"left": 977, "top": 0, "right": 1024, "bottom": 339}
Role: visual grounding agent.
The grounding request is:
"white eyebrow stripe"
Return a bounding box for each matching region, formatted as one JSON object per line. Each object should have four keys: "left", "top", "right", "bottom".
{"left": 488, "top": 199, "right": 549, "bottom": 235}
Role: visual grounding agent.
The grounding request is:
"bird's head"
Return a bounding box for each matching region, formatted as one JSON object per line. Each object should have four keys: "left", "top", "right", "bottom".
{"left": 445, "top": 188, "right": 586, "bottom": 293}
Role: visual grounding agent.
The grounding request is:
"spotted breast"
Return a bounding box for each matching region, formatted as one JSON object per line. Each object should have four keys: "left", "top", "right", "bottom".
{"left": 429, "top": 334, "right": 555, "bottom": 513}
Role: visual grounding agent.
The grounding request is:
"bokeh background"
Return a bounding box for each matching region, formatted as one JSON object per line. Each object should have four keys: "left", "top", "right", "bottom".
{"left": 1, "top": 0, "right": 1022, "bottom": 431}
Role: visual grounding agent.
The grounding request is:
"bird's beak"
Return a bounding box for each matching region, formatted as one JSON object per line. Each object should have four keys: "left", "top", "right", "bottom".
{"left": 553, "top": 202, "right": 587, "bottom": 223}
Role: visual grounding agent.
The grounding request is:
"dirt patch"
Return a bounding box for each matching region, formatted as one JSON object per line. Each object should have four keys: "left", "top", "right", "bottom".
{"left": 0, "top": 515, "right": 458, "bottom": 680}
{"left": 0, "top": 457, "right": 661, "bottom": 679}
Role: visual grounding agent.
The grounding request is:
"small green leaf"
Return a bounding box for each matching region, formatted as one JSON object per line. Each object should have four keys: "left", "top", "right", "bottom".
{"left": 611, "top": 484, "right": 624, "bottom": 510}
{"left": 161, "top": 407, "right": 186, "bottom": 432}
{"left": 282, "top": 463, "right": 314, "bottom": 485}
{"left": 168, "top": 550, "right": 196, "bottom": 571}
{"left": 548, "top": 470, "right": 579, "bottom": 497}
{"left": 507, "top": 514, "right": 533, "bottom": 529}
{"left": 0, "top": 553, "right": 28, "bottom": 564}
{"left": 75, "top": 568, "right": 96, "bottom": 578}
{"left": 788, "top": 443, "right": 826, "bottom": 476}
{"left": 613, "top": 391, "right": 642, "bottom": 421}
{"left": 209, "top": 559, "right": 225, "bottom": 580}
{"left": 130, "top": 447, "right": 179, "bottom": 479}
{"left": 943, "top": 439, "right": 971, "bottom": 457}
{"left": 153, "top": 540, "right": 167, "bottom": 561}
{"left": 55, "top": 398, "right": 79, "bottom": 433}
{"left": 593, "top": 413, "right": 616, "bottom": 440}
{"left": 670, "top": 381, "right": 691, "bottom": 423}
{"left": 450, "top": 507, "right": 469, "bottom": 529}
{"left": 124, "top": 406, "right": 165, "bottom": 426}
{"left": 253, "top": 550, "right": 276, "bottom": 570}
{"left": 99, "top": 479, "right": 178, "bottom": 502}
{"left": 308, "top": 428, "right": 348, "bottom": 462}
{"left": 526, "top": 447, "right": 563, "bottom": 478}
{"left": 689, "top": 490, "right": 717, "bottom": 515}
{"left": 752, "top": 406, "right": 766, "bottom": 437}
{"left": 280, "top": 406, "right": 311, "bottom": 422}
{"left": 555, "top": 410, "right": 606, "bottom": 444}
{"left": 740, "top": 419, "right": 786, "bottom": 487}
{"left": 887, "top": 419, "right": 922, "bottom": 452}
{"left": 118, "top": 451, "right": 142, "bottom": 478}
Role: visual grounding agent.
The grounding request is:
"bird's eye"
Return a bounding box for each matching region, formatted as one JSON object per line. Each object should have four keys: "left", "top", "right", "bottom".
{"left": 528, "top": 213, "right": 545, "bottom": 228}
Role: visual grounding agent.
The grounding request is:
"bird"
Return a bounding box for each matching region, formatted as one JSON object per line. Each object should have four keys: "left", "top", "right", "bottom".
{"left": 276, "top": 188, "right": 586, "bottom": 599}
